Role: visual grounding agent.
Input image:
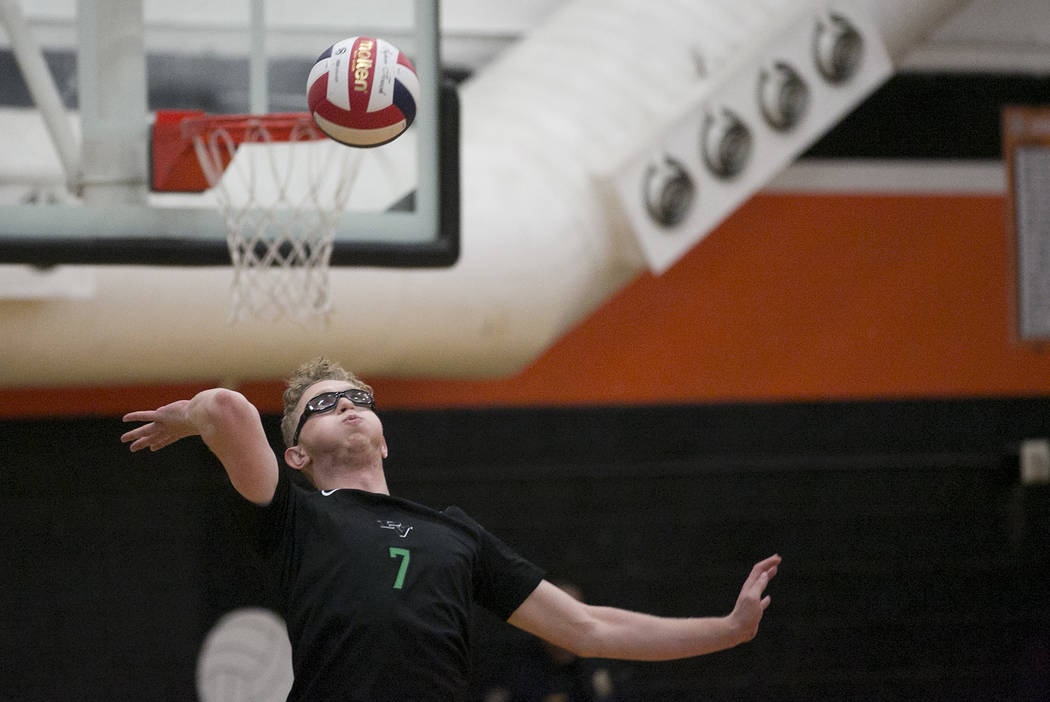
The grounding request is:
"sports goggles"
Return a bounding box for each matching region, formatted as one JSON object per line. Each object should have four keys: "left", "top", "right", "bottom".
{"left": 293, "top": 389, "right": 375, "bottom": 445}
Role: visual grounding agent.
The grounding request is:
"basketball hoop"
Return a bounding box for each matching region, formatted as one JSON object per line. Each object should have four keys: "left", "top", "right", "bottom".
{"left": 181, "top": 113, "right": 362, "bottom": 326}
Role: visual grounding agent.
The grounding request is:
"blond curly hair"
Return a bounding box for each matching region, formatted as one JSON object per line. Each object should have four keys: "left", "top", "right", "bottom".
{"left": 280, "top": 357, "right": 374, "bottom": 447}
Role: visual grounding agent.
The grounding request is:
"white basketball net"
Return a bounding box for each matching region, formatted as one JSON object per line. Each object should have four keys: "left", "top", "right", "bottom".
{"left": 190, "top": 116, "right": 362, "bottom": 326}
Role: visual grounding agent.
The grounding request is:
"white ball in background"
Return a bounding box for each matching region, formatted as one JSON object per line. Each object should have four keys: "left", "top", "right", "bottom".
{"left": 196, "top": 608, "right": 293, "bottom": 702}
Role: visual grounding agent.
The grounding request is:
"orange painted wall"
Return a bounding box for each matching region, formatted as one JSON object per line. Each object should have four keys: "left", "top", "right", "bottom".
{"left": 364, "top": 192, "right": 1047, "bottom": 407}
{"left": 4, "top": 192, "right": 1048, "bottom": 417}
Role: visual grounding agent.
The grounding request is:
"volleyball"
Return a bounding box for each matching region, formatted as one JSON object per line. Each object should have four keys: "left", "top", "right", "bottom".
{"left": 306, "top": 36, "right": 420, "bottom": 148}
{"left": 196, "top": 608, "right": 293, "bottom": 702}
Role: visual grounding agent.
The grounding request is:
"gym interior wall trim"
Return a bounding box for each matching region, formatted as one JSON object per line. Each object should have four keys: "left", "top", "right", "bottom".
{"left": 1, "top": 192, "right": 1048, "bottom": 417}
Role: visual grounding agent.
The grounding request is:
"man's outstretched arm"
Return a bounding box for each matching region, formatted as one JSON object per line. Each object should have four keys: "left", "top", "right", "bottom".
{"left": 121, "top": 388, "right": 279, "bottom": 505}
{"left": 508, "top": 554, "right": 781, "bottom": 661}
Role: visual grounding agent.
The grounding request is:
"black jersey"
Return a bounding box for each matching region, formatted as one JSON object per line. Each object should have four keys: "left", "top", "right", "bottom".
{"left": 255, "top": 468, "right": 544, "bottom": 702}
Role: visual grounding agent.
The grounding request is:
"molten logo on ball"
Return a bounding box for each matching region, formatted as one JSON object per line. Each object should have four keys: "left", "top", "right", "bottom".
{"left": 307, "top": 36, "right": 420, "bottom": 148}
{"left": 352, "top": 39, "right": 374, "bottom": 92}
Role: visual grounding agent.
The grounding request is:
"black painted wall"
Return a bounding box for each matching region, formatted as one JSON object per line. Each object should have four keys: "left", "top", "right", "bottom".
{"left": 2, "top": 399, "right": 1048, "bottom": 701}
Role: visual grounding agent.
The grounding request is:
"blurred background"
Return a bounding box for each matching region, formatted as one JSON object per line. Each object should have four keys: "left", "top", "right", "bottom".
{"left": 1, "top": 0, "right": 1049, "bottom": 699}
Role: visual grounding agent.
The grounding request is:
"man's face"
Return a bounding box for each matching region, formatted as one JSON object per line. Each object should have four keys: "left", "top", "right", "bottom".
{"left": 293, "top": 380, "right": 386, "bottom": 457}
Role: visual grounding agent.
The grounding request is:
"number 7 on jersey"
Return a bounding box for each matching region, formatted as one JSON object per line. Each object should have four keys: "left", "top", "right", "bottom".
{"left": 389, "top": 547, "right": 410, "bottom": 589}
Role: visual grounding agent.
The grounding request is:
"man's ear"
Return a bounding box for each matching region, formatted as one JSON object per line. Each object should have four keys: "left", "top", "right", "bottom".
{"left": 285, "top": 444, "right": 309, "bottom": 471}
{"left": 381, "top": 437, "right": 388, "bottom": 459}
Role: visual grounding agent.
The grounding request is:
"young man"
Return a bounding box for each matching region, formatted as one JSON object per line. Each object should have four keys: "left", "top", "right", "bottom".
{"left": 122, "top": 357, "right": 780, "bottom": 702}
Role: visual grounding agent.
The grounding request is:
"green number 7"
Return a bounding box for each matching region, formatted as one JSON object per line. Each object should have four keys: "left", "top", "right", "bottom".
{"left": 389, "top": 547, "right": 411, "bottom": 590}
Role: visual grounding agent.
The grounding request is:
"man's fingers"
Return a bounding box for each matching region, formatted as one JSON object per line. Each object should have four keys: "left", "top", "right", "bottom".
{"left": 121, "top": 424, "right": 168, "bottom": 452}
{"left": 759, "top": 565, "right": 779, "bottom": 591}
{"left": 125, "top": 435, "right": 152, "bottom": 452}
{"left": 120, "top": 424, "right": 151, "bottom": 443}
{"left": 742, "top": 558, "right": 780, "bottom": 607}
{"left": 745, "top": 555, "right": 781, "bottom": 589}
{"left": 751, "top": 570, "right": 770, "bottom": 598}
{"left": 756, "top": 554, "right": 782, "bottom": 571}
{"left": 129, "top": 435, "right": 167, "bottom": 452}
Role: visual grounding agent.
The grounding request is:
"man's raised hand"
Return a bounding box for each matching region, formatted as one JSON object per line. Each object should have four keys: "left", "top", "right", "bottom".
{"left": 121, "top": 399, "right": 196, "bottom": 452}
{"left": 728, "top": 554, "right": 781, "bottom": 645}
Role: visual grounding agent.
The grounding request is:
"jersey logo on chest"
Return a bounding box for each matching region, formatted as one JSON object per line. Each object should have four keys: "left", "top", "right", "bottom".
{"left": 377, "top": 520, "right": 413, "bottom": 538}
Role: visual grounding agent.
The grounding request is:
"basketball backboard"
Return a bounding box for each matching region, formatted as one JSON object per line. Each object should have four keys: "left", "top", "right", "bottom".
{"left": 0, "top": 0, "right": 458, "bottom": 267}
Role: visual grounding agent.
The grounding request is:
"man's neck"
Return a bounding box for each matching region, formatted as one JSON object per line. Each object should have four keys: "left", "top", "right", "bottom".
{"left": 311, "top": 460, "right": 390, "bottom": 495}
